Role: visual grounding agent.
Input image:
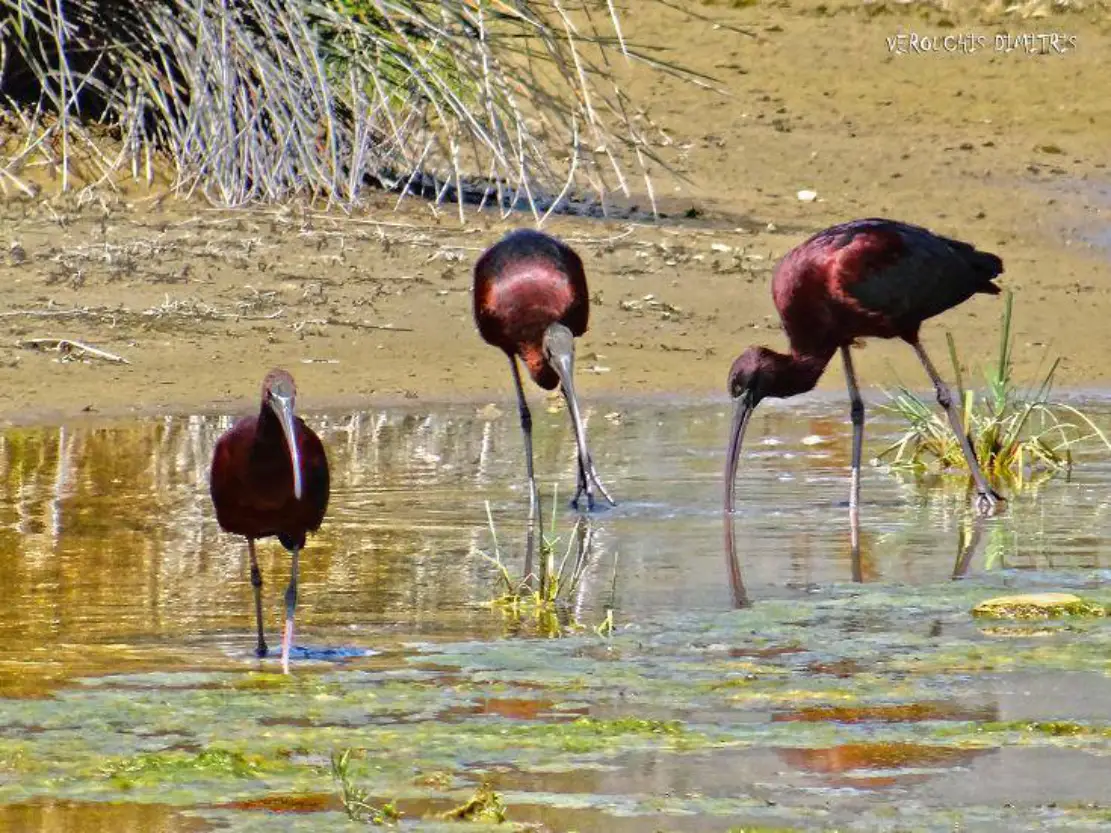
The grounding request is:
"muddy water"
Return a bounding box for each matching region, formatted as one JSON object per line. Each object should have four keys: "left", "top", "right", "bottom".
{"left": 1, "top": 396, "right": 1111, "bottom": 831}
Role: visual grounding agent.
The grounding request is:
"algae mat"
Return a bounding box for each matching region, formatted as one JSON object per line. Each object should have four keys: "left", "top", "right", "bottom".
{"left": 4, "top": 583, "right": 1111, "bottom": 832}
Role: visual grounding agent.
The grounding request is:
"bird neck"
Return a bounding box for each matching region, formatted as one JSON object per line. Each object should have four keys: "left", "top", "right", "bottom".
{"left": 763, "top": 348, "right": 832, "bottom": 399}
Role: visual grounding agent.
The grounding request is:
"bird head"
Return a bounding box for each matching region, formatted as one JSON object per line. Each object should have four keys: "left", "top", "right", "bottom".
{"left": 728, "top": 346, "right": 781, "bottom": 404}
{"left": 262, "top": 369, "right": 302, "bottom": 501}
{"left": 542, "top": 321, "right": 576, "bottom": 380}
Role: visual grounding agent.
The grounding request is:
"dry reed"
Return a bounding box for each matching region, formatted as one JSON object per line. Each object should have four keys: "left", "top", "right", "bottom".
{"left": 1, "top": 0, "right": 711, "bottom": 217}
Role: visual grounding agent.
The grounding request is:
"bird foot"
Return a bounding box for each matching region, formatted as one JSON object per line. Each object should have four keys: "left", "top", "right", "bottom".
{"left": 570, "top": 488, "right": 617, "bottom": 513}
{"left": 570, "top": 459, "right": 617, "bottom": 512}
{"left": 974, "top": 490, "right": 1005, "bottom": 517}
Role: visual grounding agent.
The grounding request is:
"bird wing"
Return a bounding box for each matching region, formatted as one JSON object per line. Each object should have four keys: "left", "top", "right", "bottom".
{"left": 834, "top": 221, "right": 1002, "bottom": 329}
{"left": 298, "top": 420, "right": 331, "bottom": 531}
{"left": 209, "top": 432, "right": 250, "bottom": 531}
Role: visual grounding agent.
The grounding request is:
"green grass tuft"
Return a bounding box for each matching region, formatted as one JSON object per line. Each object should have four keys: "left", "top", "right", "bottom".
{"left": 478, "top": 487, "right": 617, "bottom": 638}
{"left": 876, "top": 290, "right": 1111, "bottom": 490}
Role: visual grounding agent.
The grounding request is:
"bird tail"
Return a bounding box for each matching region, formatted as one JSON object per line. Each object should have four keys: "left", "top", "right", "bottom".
{"left": 957, "top": 244, "right": 1003, "bottom": 295}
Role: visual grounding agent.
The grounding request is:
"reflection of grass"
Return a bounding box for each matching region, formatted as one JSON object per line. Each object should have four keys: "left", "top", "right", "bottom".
{"left": 877, "top": 291, "right": 1111, "bottom": 490}
{"left": 330, "top": 749, "right": 402, "bottom": 825}
{"left": 478, "top": 490, "right": 616, "bottom": 638}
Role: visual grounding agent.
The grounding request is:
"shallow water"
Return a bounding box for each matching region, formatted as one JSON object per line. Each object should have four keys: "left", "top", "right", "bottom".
{"left": 1, "top": 395, "right": 1111, "bottom": 831}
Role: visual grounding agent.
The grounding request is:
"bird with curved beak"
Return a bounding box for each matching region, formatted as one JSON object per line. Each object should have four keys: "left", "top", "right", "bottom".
{"left": 265, "top": 372, "right": 303, "bottom": 503}
{"left": 723, "top": 358, "right": 760, "bottom": 608}
{"left": 723, "top": 218, "right": 1005, "bottom": 599}
{"left": 473, "top": 228, "right": 615, "bottom": 582}
{"left": 542, "top": 321, "right": 613, "bottom": 510}
{"left": 210, "top": 369, "right": 330, "bottom": 674}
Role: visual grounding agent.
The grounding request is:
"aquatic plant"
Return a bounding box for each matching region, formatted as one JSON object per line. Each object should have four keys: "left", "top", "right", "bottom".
{"left": 876, "top": 291, "right": 1111, "bottom": 489}
{"left": 478, "top": 491, "right": 615, "bottom": 638}
{"left": 0, "top": 0, "right": 707, "bottom": 214}
{"left": 330, "top": 749, "right": 403, "bottom": 825}
{"left": 439, "top": 782, "right": 508, "bottom": 823}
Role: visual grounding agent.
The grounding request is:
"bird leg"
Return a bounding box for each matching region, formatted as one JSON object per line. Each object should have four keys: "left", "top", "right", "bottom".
{"left": 910, "top": 339, "right": 1004, "bottom": 515}
{"left": 840, "top": 346, "right": 865, "bottom": 584}
{"left": 247, "top": 539, "right": 268, "bottom": 658}
{"left": 510, "top": 356, "right": 541, "bottom": 590}
{"left": 280, "top": 547, "right": 299, "bottom": 675}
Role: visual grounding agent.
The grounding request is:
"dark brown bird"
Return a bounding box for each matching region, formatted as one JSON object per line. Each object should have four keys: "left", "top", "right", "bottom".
{"left": 724, "top": 218, "right": 1005, "bottom": 599}
{"left": 210, "top": 369, "right": 330, "bottom": 673}
{"left": 473, "top": 228, "right": 615, "bottom": 578}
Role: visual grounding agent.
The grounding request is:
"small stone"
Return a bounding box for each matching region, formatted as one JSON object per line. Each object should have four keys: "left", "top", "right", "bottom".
{"left": 796, "top": 190, "right": 818, "bottom": 202}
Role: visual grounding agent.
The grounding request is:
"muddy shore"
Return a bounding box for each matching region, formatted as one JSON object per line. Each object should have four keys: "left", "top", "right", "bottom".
{"left": 1, "top": 1, "right": 1109, "bottom": 425}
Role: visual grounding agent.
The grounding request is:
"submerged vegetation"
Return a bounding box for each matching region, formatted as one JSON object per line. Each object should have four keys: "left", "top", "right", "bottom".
{"left": 877, "top": 291, "right": 1111, "bottom": 489}
{"left": 0, "top": 0, "right": 704, "bottom": 214}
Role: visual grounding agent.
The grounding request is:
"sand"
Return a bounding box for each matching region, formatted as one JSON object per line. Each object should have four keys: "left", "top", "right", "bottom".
{"left": 1, "top": 0, "right": 1108, "bottom": 425}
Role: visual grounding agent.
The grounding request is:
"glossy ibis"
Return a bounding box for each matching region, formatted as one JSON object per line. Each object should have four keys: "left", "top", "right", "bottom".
{"left": 723, "top": 218, "right": 1005, "bottom": 595}
{"left": 474, "top": 229, "right": 615, "bottom": 579}
{"left": 210, "top": 369, "right": 330, "bottom": 673}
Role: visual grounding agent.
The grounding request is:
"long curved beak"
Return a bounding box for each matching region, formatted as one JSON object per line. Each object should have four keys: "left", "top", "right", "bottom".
{"left": 548, "top": 339, "right": 591, "bottom": 466}
{"left": 724, "top": 392, "right": 754, "bottom": 609}
{"left": 545, "top": 323, "right": 613, "bottom": 507}
{"left": 725, "top": 392, "right": 754, "bottom": 518}
{"left": 270, "top": 394, "right": 303, "bottom": 501}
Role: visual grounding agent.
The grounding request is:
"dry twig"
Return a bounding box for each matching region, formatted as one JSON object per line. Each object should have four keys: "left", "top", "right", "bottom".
{"left": 17, "top": 337, "right": 130, "bottom": 364}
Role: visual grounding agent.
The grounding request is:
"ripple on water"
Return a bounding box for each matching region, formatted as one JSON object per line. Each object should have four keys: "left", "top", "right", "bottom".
{"left": 1, "top": 400, "right": 1111, "bottom": 831}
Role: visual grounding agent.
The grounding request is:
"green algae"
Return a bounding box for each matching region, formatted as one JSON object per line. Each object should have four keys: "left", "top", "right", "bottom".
{"left": 102, "top": 749, "right": 281, "bottom": 789}
{"left": 935, "top": 720, "right": 1111, "bottom": 740}
{"left": 3, "top": 583, "right": 1111, "bottom": 831}
{"left": 972, "top": 593, "right": 1109, "bottom": 620}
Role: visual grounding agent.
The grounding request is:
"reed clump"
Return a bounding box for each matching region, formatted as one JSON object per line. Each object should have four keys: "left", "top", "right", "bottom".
{"left": 876, "top": 291, "right": 1111, "bottom": 490}
{"left": 1, "top": 0, "right": 704, "bottom": 214}
{"left": 478, "top": 494, "right": 615, "bottom": 638}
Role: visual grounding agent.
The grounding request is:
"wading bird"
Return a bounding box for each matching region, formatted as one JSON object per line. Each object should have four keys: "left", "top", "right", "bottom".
{"left": 210, "top": 369, "right": 330, "bottom": 673}
{"left": 723, "top": 218, "right": 1005, "bottom": 600}
{"left": 474, "top": 229, "right": 615, "bottom": 579}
